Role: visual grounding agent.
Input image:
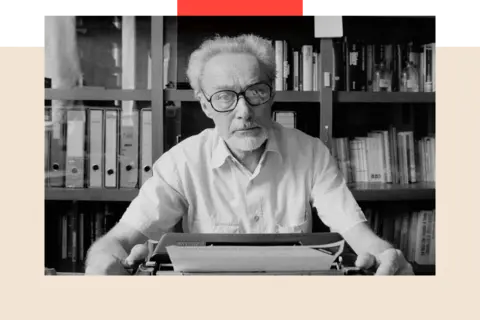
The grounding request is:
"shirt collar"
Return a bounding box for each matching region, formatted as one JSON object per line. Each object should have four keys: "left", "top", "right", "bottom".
{"left": 210, "top": 124, "right": 283, "bottom": 170}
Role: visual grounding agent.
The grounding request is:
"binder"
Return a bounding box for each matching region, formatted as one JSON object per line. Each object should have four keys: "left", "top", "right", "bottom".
{"left": 45, "top": 108, "right": 51, "bottom": 178}
{"left": 104, "top": 109, "right": 119, "bottom": 188}
{"left": 48, "top": 107, "right": 67, "bottom": 187}
{"left": 120, "top": 108, "right": 139, "bottom": 188}
{"left": 140, "top": 108, "right": 153, "bottom": 186}
{"left": 65, "top": 109, "right": 86, "bottom": 188}
{"left": 87, "top": 108, "right": 104, "bottom": 188}
{"left": 45, "top": 81, "right": 52, "bottom": 180}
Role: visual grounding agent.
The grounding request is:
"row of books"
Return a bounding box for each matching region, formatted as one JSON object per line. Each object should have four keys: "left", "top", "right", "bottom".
{"left": 46, "top": 203, "right": 435, "bottom": 271}
{"left": 46, "top": 201, "right": 175, "bottom": 271}
{"left": 333, "top": 39, "right": 435, "bottom": 93}
{"left": 331, "top": 128, "right": 436, "bottom": 184}
{"left": 44, "top": 105, "right": 153, "bottom": 189}
{"left": 272, "top": 39, "right": 435, "bottom": 93}
{"left": 364, "top": 207, "right": 435, "bottom": 265}
{"left": 273, "top": 41, "right": 322, "bottom": 91}
{"left": 45, "top": 202, "right": 123, "bottom": 271}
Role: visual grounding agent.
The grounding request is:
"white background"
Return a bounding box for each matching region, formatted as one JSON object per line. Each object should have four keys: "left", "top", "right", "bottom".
{"left": 440, "top": 40, "right": 480, "bottom": 46}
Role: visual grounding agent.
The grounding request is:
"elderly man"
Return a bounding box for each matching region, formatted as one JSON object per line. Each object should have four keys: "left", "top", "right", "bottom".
{"left": 85, "top": 34, "right": 414, "bottom": 275}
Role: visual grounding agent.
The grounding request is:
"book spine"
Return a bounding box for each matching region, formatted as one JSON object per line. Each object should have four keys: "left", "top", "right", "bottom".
{"left": 382, "top": 130, "right": 392, "bottom": 183}
{"left": 406, "top": 131, "right": 416, "bottom": 183}
{"left": 283, "top": 40, "right": 289, "bottom": 90}
{"left": 293, "top": 51, "right": 299, "bottom": 91}
{"left": 302, "top": 45, "right": 313, "bottom": 91}
{"left": 366, "top": 44, "right": 373, "bottom": 92}
{"left": 275, "top": 40, "right": 284, "bottom": 91}
{"left": 313, "top": 52, "right": 318, "bottom": 91}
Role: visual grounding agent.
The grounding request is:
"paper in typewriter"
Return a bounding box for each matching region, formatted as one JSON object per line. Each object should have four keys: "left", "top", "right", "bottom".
{"left": 166, "top": 240, "right": 345, "bottom": 273}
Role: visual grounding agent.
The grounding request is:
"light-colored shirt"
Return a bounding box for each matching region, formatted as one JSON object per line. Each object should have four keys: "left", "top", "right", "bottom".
{"left": 120, "top": 122, "right": 367, "bottom": 241}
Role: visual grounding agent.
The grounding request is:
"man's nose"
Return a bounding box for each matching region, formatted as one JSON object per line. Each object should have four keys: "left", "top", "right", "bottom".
{"left": 234, "top": 96, "right": 253, "bottom": 120}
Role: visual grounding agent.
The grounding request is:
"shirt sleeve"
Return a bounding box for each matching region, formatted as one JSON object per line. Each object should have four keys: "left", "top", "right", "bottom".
{"left": 310, "top": 139, "right": 367, "bottom": 235}
{"left": 119, "top": 150, "right": 188, "bottom": 241}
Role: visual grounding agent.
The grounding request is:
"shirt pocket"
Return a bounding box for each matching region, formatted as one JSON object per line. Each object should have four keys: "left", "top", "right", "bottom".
{"left": 275, "top": 209, "right": 312, "bottom": 234}
{"left": 276, "top": 220, "right": 310, "bottom": 233}
{"left": 213, "top": 224, "right": 241, "bottom": 233}
{"left": 190, "top": 216, "right": 241, "bottom": 233}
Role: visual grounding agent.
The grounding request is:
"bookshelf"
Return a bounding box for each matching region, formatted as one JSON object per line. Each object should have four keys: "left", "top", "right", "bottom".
{"left": 44, "top": 16, "right": 436, "bottom": 275}
{"left": 45, "top": 188, "right": 139, "bottom": 202}
{"left": 334, "top": 92, "right": 435, "bottom": 104}
{"left": 44, "top": 183, "right": 435, "bottom": 202}
{"left": 45, "top": 88, "right": 152, "bottom": 101}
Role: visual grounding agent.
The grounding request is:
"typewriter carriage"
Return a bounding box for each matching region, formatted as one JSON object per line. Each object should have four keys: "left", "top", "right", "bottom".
{"left": 130, "top": 232, "right": 369, "bottom": 276}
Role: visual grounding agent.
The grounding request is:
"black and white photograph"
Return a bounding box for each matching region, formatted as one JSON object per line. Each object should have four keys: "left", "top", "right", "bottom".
{"left": 43, "top": 15, "right": 436, "bottom": 276}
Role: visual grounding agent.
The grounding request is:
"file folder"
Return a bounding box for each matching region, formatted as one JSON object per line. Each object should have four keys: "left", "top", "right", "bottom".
{"left": 140, "top": 108, "right": 153, "bottom": 186}
{"left": 65, "top": 109, "right": 86, "bottom": 188}
{"left": 45, "top": 108, "right": 51, "bottom": 178}
{"left": 87, "top": 108, "right": 104, "bottom": 188}
{"left": 49, "top": 106, "right": 67, "bottom": 187}
{"left": 104, "top": 109, "right": 119, "bottom": 188}
{"left": 120, "top": 108, "right": 139, "bottom": 188}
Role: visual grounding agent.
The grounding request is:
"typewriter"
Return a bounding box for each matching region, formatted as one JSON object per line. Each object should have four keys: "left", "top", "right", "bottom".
{"left": 128, "top": 232, "right": 374, "bottom": 276}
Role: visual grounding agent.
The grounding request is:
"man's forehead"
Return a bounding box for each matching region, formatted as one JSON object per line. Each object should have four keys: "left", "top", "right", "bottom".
{"left": 201, "top": 52, "right": 266, "bottom": 90}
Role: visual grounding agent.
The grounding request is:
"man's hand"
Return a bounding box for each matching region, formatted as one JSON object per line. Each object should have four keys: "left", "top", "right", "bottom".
{"left": 122, "top": 243, "right": 150, "bottom": 270}
{"left": 85, "top": 242, "right": 150, "bottom": 275}
{"left": 355, "top": 248, "right": 415, "bottom": 275}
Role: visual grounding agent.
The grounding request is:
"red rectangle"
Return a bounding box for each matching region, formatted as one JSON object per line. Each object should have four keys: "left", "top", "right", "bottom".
{"left": 178, "top": 0, "right": 303, "bottom": 16}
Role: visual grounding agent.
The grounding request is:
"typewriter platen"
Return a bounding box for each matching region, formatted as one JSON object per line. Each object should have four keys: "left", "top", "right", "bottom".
{"left": 128, "top": 233, "right": 374, "bottom": 276}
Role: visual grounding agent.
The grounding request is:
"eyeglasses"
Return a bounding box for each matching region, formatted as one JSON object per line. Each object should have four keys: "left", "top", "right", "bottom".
{"left": 201, "top": 82, "right": 274, "bottom": 113}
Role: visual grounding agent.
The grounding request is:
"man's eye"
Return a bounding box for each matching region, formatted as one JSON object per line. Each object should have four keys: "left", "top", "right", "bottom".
{"left": 215, "top": 93, "right": 233, "bottom": 101}
{"left": 248, "top": 90, "right": 267, "bottom": 98}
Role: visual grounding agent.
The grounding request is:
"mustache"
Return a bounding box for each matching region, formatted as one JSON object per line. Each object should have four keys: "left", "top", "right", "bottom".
{"left": 232, "top": 123, "right": 262, "bottom": 131}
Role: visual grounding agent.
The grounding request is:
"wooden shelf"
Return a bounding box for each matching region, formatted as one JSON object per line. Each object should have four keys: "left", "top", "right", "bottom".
{"left": 45, "top": 188, "right": 139, "bottom": 201}
{"left": 45, "top": 88, "right": 152, "bottom": 101}
{"left": 349, "top": 182, "right": 435, "bottom": 201}
{"left": 164, "top": 89, "right": 321, "bottom": 103}
{"left": 165, "top": 90, "right": 435, "bottom": 104}
{"left": 334, "top": 92, "right": 435, "bottom": 104}
{"left": 164, "top": 89, "right": 196, "bottom": 101}
{"left": 45, "top": 89, "right": 435, "bottom": 104}
{"left": 45, "top": 183, "right": 435, "bottom": 202}
{"left": 275, "top": 91, "right": 321, "bottom": 102}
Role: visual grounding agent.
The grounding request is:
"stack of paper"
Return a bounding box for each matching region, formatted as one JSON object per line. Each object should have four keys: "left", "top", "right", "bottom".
{"left": 166, "top": 240, "right": 345, "bottom": 274}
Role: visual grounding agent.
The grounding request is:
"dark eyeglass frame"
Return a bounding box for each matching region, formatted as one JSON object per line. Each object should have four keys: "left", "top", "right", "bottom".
{"left": 201, "top": 82, "right": 274, "bottom": 113}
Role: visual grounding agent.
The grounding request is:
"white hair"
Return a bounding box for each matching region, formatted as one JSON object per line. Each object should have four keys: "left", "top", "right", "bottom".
{"left": 186, "top": 34, "right": 276, "bottom": 96}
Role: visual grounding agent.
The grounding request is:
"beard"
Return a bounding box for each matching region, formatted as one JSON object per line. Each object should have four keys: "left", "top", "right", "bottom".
{"left": 225, "top": 128, "right": 268, "bottom": 151}
{"left": 225, "top": 127, "right": 268, "bottom": 152}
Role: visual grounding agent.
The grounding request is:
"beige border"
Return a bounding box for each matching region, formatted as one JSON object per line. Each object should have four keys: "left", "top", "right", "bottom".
{"left": 0, "top": 46, "right": 478, "bottom": 318}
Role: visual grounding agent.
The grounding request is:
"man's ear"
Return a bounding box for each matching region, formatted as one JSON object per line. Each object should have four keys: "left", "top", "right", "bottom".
{"left": 197, "top": 93, "right": 214, "bottom": 119}
{"left": 201, "top": 102, "right": 214, "bottom": 120}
